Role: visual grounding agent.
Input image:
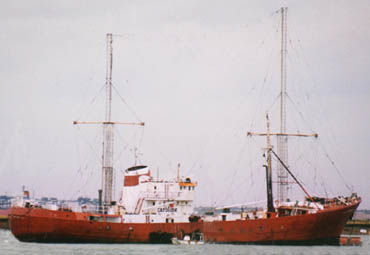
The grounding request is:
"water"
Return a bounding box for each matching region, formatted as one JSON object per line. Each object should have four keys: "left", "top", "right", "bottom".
{"left": 1, "top": 230, "right": 369, "bottom": 255}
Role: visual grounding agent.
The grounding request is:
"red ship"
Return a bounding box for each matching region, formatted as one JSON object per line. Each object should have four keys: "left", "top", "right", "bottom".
{"left": 9, "top": 187, "right": 360, "bottom": 244}
{"left": 9, "top": 8, "right": 361, "bottom": 245}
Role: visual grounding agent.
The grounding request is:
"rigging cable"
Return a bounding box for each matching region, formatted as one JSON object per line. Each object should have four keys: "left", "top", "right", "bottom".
{"left": 68, "top": 125, "right": 102, "bottom": 199}
{"left": 75, "top": 125, "right": 102, "bottom": 164}
{"left": 289, "top": 18, "right": 342, "bottom": 154}
{"left": 112, "top": 84, "right": 143, "bottom": 122}
{"left": 219, "top": 14, "right": 282, "bottom": 207}
{"left": 286, "top": 84, "right": 352, "bottom": 193}
{"left": 316, "top": 138, "right": 352, "bottom": 192}
{"left": 249, "top": 20, "right": 281, "bottom": 132}
{"left": 283, "top": 27, "right": 350, "bottom": 196}
{"left": 219, "top": 138, "right": 249, "bottom": 205}
{"left": 76, "top": 84, "right": 106, "bottom": 122}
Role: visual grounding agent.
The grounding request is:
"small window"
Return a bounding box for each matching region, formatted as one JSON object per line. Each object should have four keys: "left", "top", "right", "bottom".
{"left": 154, "top": 186, "right": 157, "bottom": 190}
{"left": 152, "top": 202, "right": 155, "bottom": 206}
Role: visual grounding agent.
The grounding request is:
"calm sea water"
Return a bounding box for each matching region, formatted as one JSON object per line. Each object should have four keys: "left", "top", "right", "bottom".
{"left": 1, "top": 230, "right": 369, "bottom": 255}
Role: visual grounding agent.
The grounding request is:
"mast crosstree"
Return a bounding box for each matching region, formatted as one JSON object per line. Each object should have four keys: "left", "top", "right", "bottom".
{"left": 247, "top": 113, "right": 318, "bottom": 210}
{"left": 74, "top": 33, "right": 144, "bottom": 206}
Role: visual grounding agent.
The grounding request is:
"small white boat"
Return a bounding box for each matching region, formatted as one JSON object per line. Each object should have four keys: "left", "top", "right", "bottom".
{"left": 171, "top": 234, "right": 204, "bottom": 245}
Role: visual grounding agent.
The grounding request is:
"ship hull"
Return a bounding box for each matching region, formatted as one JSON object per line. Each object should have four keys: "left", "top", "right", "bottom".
{"left": 9, "top": 207, "right": 202, "bottom": 243}
{"left": 9, "top": 202, "right": 359, "bottom": 245}
{"left": 203, "top": 202, "right": 359, "bottom": 245}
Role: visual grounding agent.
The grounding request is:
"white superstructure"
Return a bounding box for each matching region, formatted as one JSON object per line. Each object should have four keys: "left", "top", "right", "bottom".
{"left": 119, "top": 165, "right": 197, "bottom": 223}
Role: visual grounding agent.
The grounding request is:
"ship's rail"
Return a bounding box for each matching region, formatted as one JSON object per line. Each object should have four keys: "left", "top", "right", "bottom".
{"left": 10, "top": 197, "right": 122, "bottom": 216}
{"left": 307, "top": 194, "right": 360, "bottom": 208}
{"left": 141, "top": 191, "right": 193, "bottom": 201}
{"left": 142, "top": 191, "right": 179, "bottom": 200}
{"left": 346, "top": 219, "right": 370, "bottom": 226}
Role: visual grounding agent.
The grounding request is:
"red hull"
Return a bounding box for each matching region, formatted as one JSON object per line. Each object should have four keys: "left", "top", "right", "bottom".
{"left": 9, "top": 201, "right": 359, "bottom": 245}
{"left": 9, "top": 207, "right": 202, "bottom": 243}
{"left": 203, "top": 202, "right": 359, "bottom": 245}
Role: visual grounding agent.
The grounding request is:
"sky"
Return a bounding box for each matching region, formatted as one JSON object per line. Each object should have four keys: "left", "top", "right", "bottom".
{"left": 1, "top": 0, "right": 369, "bottom": 209}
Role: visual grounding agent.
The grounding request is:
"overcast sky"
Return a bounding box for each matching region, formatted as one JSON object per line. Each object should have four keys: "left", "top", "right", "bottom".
{"left": 1, "top": 0, "right": 369, "bottom": 209}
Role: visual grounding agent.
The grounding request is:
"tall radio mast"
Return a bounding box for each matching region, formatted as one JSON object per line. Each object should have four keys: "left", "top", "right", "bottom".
{"left": 74, "top": 34, "right": 144, "bottom": 206}
{"left": 102, "top": 33, "right": 114, "bottom": 205}
{"left": 277, "top": 7, "right": 288, "bottom": 202}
